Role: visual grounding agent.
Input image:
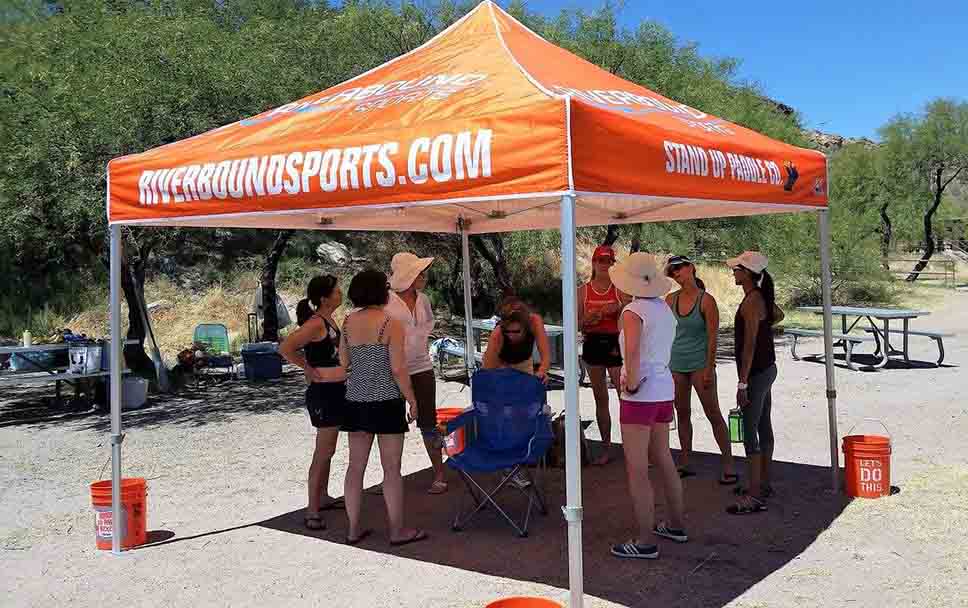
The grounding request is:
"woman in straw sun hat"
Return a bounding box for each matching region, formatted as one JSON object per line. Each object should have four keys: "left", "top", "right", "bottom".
{"left": 384, "top": 252, "right": 448, "bottom": 495}
{"left": 726, "top": 251, "right": 784, "bottom": 515}
{"left": 608, "top": 253, "right": 687, "bottom": 560}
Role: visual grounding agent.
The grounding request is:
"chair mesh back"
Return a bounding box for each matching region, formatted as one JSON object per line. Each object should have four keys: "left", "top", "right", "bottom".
{"left": 194, "top": 324, "right": 230, "bottom": 354}
{"left": 471, "top": 369, "right": 547, "bottom": 452}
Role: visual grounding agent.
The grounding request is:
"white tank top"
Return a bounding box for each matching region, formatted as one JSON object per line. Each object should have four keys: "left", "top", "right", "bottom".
{"left": 618, "top": 297, "right": 677, "bottom": 403}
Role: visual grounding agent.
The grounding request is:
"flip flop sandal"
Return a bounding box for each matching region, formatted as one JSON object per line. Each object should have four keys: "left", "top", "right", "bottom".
{"left": 678, "top": 468, "right": 697, "bottom": 479}
{"left": 345, "top": 529, "right": 373, "bottom": 545}
{"left": 304, "top": 514, "right": 325, "bottom": 531}
{"left": 427, "top": 480, "right": 448, "bottom": 495}
{"left": 319, "top": 497, "right": 345, "bottom": 511}
{"left": 390, "top": 529, "right": 428, "bottom": 547}
{"left": 719, "top": 474, "right": 740, "bottom": 485}
{"left": 726, "top": 496, "right": 767, "bottom": 515}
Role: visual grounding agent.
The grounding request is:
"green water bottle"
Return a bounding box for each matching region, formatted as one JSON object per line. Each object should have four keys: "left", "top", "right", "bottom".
{"left": 728, "top": 408, "right": 744, "bottom": 443}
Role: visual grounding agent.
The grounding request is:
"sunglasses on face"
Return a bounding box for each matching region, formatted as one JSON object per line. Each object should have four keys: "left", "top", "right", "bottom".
{"left": 593, "top": 257, "right": 615, "bottom": 264}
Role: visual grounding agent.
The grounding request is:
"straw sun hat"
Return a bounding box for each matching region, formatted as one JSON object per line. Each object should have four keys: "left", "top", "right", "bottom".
{"left": 388, "top": 252, "right": 434, "bottom": 292}
{"left": 608, "top": 253, "right": 675, "bottom": 298}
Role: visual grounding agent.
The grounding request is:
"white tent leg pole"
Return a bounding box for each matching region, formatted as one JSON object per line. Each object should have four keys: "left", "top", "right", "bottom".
{"left": 818, "top": 209, "right": 839, "bottom": 492}
{"left": 560, "top": 194, "right": 583, "bottom": 607}
{"left": 109, "top": 224, "right": 125, "bottom": 554}
{"left": 460, "top": 223, "right": 476, "bottom": 378}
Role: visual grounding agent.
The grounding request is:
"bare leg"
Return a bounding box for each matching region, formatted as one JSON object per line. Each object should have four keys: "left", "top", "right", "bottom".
{"left": 649, "top": 422, "right": 685, "bottom": 530}
{"left": 308, "top": 427, "right": 340, "bottom": 513}
{"left": 691, "top": 370, "right": 735, "bottom": 478}
{"left": 377, "top": 433, "right": 421, "bottom": 542}
{"left": 422, "top": 434, "right": 446, "bottom": 486}
{"left": 587, "top": 365, "right": 612, "bottom": 465}
{"left": 620, "top": 424, "right": 654, "bottom": 541}
{"left": 672, "top": 372, "right": 693, "bottom": 471}
{"left": 344, "top": 432, "right": 374, "bottom": 540}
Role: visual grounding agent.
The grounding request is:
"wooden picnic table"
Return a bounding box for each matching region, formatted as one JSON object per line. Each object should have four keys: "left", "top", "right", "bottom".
{"left": 797, "top": 306, "right": 932, "bottom": 368}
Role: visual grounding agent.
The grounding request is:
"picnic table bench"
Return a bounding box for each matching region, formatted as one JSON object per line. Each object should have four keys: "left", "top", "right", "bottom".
{"left": 787, "top": 306, "right": 954, "bottom": 370}
{"left": 785, "top": 328, "right": 877, "bottom": 371}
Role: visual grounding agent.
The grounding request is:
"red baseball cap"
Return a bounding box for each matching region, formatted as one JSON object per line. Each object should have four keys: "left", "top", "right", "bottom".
{"left": 592, "top": 245, "right": 615, "bottom": 261}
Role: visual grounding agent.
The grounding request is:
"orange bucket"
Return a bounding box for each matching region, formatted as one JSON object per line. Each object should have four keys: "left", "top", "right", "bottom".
{"left": 437, "top": 407, "right": 467, "bottom": 456}
{"left": 843, "top": 434, "right": 891, "bottom": 498}
{"left": 90, "top": 478, "right": 148, "bottom": 550}
{"left": 486, "top": 598, "right": 563, "bottom": 608}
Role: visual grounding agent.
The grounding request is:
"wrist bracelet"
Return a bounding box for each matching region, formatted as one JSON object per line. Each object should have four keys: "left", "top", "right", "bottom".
{"left": 737, "top": 382, "right": 748, "bottom": 390}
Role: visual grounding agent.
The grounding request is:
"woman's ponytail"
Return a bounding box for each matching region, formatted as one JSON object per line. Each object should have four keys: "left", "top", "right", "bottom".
{"left": 296, "top": 298, "right": 314, "bottom": 326}
{"left": 758, "top": 270, "right": 776, "bottom": 324}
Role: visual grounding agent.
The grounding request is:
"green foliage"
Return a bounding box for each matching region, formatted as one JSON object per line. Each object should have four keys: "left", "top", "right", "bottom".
{"left": 4, "top": 0, "right": 954, "bottom": 339}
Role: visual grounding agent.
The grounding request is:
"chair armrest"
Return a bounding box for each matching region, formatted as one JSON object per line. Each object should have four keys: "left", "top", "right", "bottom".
{"left": 444, "top": 409, "right": 476, "bottom": 434}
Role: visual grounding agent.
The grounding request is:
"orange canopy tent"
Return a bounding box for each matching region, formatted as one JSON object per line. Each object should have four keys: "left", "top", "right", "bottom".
{"left": 104, "top": 3, "right": 840, "bottom": 604}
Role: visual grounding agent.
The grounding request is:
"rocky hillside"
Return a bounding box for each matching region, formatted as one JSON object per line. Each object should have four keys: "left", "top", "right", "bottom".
{"left": 805, "top": 129, "right": 878, "bottom": 153}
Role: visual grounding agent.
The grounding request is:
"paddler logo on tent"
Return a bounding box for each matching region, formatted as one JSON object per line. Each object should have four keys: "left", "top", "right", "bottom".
{"left": 813, "top": 177, "right": 826, "bottom": 196}
{"left": 783, "top": 161, "right": 799, "bottom": 192}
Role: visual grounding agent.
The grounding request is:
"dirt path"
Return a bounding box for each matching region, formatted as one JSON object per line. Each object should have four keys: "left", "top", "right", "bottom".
{"left": 2, "top": 292, "right": 965, "bottom": 607}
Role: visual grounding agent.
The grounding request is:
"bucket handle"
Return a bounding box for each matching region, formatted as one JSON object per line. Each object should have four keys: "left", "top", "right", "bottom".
{"left": 845, "top": 418, "right": 891, "bottom": 440}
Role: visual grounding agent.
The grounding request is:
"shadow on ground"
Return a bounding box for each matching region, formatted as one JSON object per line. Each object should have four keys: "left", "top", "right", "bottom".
{"left": 0, "top": 369, "right": 307, "bottom": 430}
{"left": 244, "top": 446, "right": 847, "bottom": 608}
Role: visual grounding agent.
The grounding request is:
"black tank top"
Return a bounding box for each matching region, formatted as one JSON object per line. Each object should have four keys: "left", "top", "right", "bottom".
{"left": 499, "top": 329, "right": 536, "bottom": 364}
{"left": 734, "top": 292, "right": 776, "bottom": 375}
{"left": 304, "top": 317, "right": 341, "bottom": 368}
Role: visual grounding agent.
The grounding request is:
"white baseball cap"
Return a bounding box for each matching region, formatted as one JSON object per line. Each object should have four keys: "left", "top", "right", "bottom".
{"left": 727, "top": 251, "right": 768, "bottom": 274}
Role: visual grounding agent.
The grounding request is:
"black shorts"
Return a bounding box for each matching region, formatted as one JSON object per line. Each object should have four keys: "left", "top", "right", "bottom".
{"left": 411, "top": 370, "right": 437, "bottom": 434}
{"left": 306, "top": 381, "right": 347, "bottom": 428}
{"left": 343, "top": 398, "right": 409, "bottom": 435}
{"left": 582, "top": 333, "right": 623, "bottom": 368}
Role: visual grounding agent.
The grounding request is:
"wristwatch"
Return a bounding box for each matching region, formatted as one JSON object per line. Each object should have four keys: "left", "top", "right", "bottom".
{"left": 737, "top": 382, "right": 748, "bottom": 390}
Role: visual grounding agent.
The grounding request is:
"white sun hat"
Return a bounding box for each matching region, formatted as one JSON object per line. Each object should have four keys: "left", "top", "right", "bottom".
{"left": 388, "top": 252, "right": 434, "bottom": 292}
{"left": 726, "top": 251, "right": 769, "bottom": 274}
{"left": 608, "top": 253, "right": 676, "bottom": 298}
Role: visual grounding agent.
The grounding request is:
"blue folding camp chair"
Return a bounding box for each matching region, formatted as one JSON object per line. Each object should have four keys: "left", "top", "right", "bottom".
{"left": 445, "top": 368, "right": 554, "bottom": 537}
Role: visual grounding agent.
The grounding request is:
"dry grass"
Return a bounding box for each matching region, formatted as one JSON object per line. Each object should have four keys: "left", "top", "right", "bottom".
{"left": 65, "top": 273, "right": 305, "bottom": 364}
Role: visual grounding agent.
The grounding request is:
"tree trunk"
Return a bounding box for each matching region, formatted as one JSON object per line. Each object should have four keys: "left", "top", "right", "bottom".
{"left": 906, "top": 170, "right": 945, "bottom": 281}
{"left": 879, "top": 202, "right": 893, "bottom": 270}
{"left": 260, "top": 231, "right": 293, "bottom": 342}
{"left": 472, "top": 235, "right": 512, "bottom": 296}
{"left": 604, "top": 225, "right": 621, "bottom": 246}
{"left": 120, "top": 255, "right": 154, "bottom": 378}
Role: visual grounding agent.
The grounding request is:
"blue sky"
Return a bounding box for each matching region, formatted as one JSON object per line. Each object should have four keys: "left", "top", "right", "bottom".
{"left": 511, "top": 0, "right": 968, "bottom": 139}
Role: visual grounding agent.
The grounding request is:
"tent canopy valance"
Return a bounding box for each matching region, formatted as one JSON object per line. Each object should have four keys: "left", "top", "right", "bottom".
{"left": 107, "top": 1, "right": 827, "bottom": 233}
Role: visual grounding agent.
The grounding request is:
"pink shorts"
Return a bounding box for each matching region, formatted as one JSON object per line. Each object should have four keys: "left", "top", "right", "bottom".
{"left": 620, "top": 399, "right": 675, "bottom": 426}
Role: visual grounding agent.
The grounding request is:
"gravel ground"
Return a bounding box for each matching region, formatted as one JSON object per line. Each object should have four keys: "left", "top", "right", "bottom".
{"left": 2, "top": 291, "right": 966, "bottom": 608}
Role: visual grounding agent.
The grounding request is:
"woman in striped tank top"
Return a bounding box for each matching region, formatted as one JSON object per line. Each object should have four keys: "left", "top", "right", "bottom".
{"left": 578, "top": 245, "right": 630, "bottom": 466}
{"left": 339, "top": 269, "right": 427, "bottom": 547}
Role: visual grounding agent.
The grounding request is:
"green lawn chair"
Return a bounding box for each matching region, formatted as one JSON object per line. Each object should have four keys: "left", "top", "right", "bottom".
{"left": 192, "top": 323, "right": 235, "bottom": 381}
